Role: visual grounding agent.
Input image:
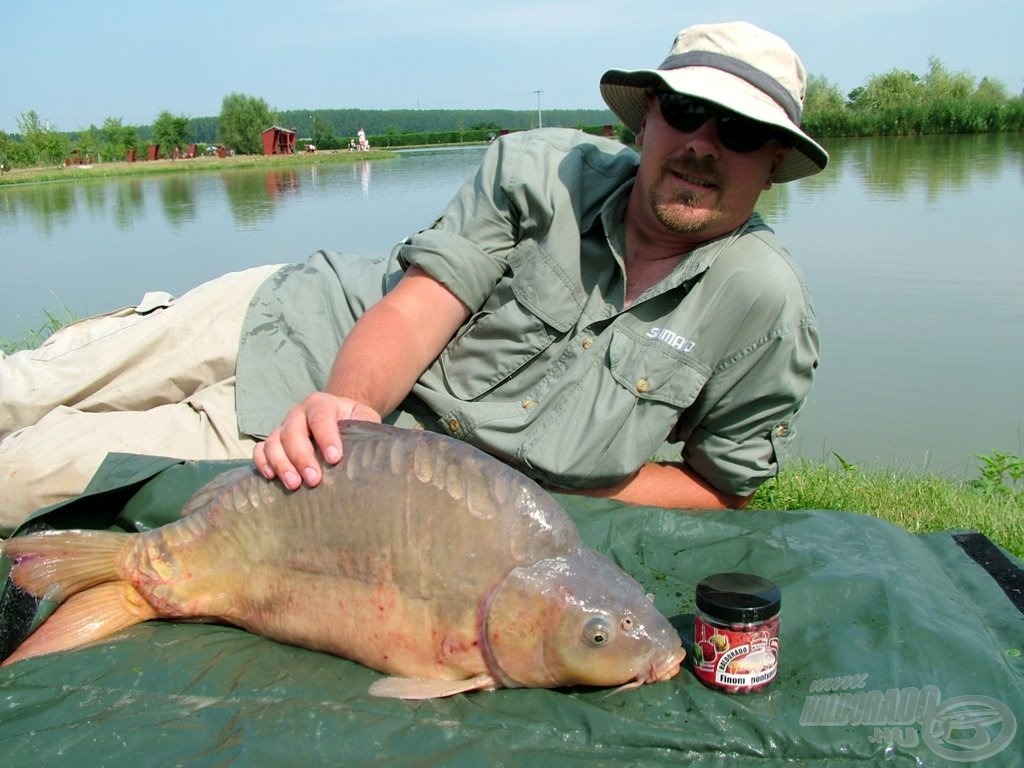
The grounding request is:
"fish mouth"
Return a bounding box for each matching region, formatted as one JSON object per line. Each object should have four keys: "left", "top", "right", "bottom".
{"left": 606, "top": 647, "right": 687, "bottom": 696}
{"left": 647, "top": 647, "right": 687, "bottom": 684}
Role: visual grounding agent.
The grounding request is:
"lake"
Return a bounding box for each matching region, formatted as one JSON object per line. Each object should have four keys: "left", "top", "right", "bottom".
{"left": 2, "top": 134, "right": 1022, "bottom": 478}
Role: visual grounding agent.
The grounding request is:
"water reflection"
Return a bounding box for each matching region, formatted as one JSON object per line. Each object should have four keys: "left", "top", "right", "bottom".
{"left": 2, "top": 183, "right": 77, "bottom": 236}
{"left": 5, "top": 135, "right": 1020, "bottom": 235}
{"left": 0, "top": 165, "right": 318, "bottom": 234}
{"left": 112, "top": 179, "right": 144, "bottom": 231}
{"left": 221, "top": 169, "right": 288, "bottom": 227}
{"left": 80, "top": 182, "right": 107, "bottom": 215}
{"left": 819, "top": 133, "right": 1022, "bottom": 198}
{"left": 158, "top": 175, "right": 196, "bottom": 229}
{"left": 358, "top": 160, "right": 371, "bottom": 196}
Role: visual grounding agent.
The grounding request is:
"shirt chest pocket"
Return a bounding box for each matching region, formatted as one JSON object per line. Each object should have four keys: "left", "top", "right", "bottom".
{"left": 438, "top": 243, "right": 583, "bottom": 400}
{"left": 607, "top": 327, "right": 711, "bottom": 410}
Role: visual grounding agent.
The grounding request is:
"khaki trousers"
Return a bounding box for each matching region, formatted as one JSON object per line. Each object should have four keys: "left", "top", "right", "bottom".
{"left": 0, "top": 265, "right": 283, "bottom": 529}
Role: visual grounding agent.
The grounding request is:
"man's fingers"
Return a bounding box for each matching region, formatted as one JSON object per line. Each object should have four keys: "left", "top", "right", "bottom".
{"left": 252, "top": 394, "right": 383, "bottom": 491}
{"left": 278, "top": 408, "right": 323, "bottom": 487}
{"left": 306, "top": 400, "right": 345, "bottom": 466}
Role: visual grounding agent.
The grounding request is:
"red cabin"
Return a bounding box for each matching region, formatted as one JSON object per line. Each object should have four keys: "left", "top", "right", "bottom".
{"left": 261, "top": 126, "right": 297, "bottom": 156}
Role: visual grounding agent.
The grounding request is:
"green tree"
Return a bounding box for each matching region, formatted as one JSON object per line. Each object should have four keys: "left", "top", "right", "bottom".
{"left": 850, "top": 69, "right": 922, "bottom": 112}
{"left": 922, "top": 56, "right": 973, "bottom": 101}
{"left": 973, "top": 77, "right": 1009, "bottom": 102}
{"left": 218, "top": 93, "right": 274, "bottom": 155}
{"left": 152, "top": 111, "right": 191, "bottom": 155}
{"left": 17, "top": 110, "right": 69, "bottom": 166}
{"left": 76, "top": 125, "right": 103, "bottom": 161}
{"left": 310, "top": 114, "right": 339, "bottom": 149}
{"left": 805, "top": 74, "right": 845, "bottom": 113}
{"left": 101, "top": 117, "right": 138, "bottom": 161}
{"left": 0, "top": 130, "right": 16, "bottom": 169}
{"left": 802, "top": 74, "right": 850, "bottom": 136}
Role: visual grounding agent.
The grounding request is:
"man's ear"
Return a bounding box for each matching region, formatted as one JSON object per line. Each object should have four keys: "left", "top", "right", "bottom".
{"left": 635, "top": 115, "right": 648, "bottom": 147}
{"left": 763, "top": 147, "right": 790, "bottom": 189}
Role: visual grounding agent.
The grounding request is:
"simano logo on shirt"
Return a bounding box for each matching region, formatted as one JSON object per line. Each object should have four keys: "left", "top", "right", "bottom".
{"left": 647, "top": 327, "right": 696, "bottom": 352}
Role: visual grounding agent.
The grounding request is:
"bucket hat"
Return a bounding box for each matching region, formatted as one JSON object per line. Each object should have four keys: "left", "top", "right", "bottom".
{"left": 600, "top": 21, "right": 828, "bottom": 182}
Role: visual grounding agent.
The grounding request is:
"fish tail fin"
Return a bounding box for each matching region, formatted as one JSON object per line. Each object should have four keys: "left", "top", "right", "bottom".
{"left": 1, "top": 529, "right": 130, "bottom": 602}
{"left": 1, "top": 581, "right": 157, "bottom": 665}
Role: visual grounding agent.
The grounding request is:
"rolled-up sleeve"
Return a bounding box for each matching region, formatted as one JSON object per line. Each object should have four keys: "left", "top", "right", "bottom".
{"left": 679, "top": 318, "right": 819, "bottom": 496}
{"left": 396, "top": 139, "right": 520, "bottom": 312}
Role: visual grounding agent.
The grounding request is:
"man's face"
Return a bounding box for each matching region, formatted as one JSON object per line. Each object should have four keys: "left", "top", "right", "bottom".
{"left": 634, "top": 93, "right": 789, "bottom": 243}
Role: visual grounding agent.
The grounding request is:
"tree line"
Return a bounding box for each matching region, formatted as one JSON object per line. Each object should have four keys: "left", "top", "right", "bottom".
{"left": 802, "top": 57, "right": 1024, "bottom": 136}
{"left": 2, "top": 58, "right": 1021, "bottom": 170}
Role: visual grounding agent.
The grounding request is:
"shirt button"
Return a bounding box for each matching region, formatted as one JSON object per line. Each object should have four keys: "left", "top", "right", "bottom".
{"left": 521, "top": 399, "right": 536, "bottom": 410}
{"left": 447, "top": 418, "right": 461, "bottom": 432}
{"left": 636, "top": 378, "right": 650, "bottom": 394}
{"left": 581, "top": 337, "right": 593, "bottom": 350}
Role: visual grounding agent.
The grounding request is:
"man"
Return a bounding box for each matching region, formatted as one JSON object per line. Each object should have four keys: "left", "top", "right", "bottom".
{"left": 0, "top": 21, "right": 827, "bottom": 528}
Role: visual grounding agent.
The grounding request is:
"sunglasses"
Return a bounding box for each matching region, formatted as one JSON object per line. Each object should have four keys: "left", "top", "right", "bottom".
{"left": 655, "top": 92, "right": 782, "bottom": 153}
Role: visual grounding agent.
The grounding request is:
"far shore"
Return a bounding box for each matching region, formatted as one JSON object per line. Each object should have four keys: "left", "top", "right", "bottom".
{"left": 0, "top": 147, "right": 416, "bottom": 187}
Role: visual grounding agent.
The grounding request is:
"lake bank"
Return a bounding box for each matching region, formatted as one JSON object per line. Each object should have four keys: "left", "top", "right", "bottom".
{"left": 0, "top": 147, "right": 403, "bottom": 187}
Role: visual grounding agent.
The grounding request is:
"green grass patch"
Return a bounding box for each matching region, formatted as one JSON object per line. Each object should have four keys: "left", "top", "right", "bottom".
{"left": 1, "top": 303, "right": 79, "bottom": 355}
{"left": 750, "top": 454, "right": 1024, "bottom": 558}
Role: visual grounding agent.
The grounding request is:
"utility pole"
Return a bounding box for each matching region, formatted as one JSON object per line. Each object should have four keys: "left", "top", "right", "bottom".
{"left": 534, "top": 90, "right": 543, "bottom": 129}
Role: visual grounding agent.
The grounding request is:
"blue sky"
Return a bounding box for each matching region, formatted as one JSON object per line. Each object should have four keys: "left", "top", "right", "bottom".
{"left": 3, "top": 0, "right": 1021, "bottom": 133}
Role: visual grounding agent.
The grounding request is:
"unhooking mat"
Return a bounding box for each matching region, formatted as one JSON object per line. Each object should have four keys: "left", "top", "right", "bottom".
{"left": 1, "top": 453, "right": 1022, "bottom": 767}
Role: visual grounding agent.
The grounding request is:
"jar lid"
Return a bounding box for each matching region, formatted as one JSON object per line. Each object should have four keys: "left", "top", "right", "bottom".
{"left": 695, "top": 572, "right": 781, "bottom": 624}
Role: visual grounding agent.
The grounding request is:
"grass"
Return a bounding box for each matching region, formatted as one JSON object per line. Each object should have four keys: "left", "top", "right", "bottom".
{"left": 0, "top": 304, "right": 80, "bottom": 355}
{"left": 749, "top": 454, "right": 1024, "bottom": 558}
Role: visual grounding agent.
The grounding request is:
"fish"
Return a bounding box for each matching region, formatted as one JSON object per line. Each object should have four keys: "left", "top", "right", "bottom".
{"left": 0, "top": 421, "right": 684, "bottom": 699}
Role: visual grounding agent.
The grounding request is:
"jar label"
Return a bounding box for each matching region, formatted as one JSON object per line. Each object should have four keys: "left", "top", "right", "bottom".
{"left": 693, "top": 615, "right": 780, "bottom": 693}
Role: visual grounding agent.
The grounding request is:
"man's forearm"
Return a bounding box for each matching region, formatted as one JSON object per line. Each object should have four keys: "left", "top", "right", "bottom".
{"left": 559, "top": 462, "right": 752, "bottom": 510}
{"left": 324, "top": 267, "right": 470, "bottom": 416}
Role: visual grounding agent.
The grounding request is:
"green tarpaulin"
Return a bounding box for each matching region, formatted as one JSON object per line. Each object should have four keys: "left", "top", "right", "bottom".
{"left": 1, "top": 454, "right": 1021, "bottom": 767}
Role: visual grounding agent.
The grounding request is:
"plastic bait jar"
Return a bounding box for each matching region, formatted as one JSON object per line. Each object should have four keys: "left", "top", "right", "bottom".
{"left": 692, "top": 572, "right": 781, "bottom": 694}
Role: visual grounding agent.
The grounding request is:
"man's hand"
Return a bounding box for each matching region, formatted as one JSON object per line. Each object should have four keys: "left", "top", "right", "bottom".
{"left": 253, "top": 393, "right": 381, "bottom": 490}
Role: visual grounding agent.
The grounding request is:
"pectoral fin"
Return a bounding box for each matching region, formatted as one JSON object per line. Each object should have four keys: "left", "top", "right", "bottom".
{"left": 367, "top": 673, "right": 499, "bottom": 699}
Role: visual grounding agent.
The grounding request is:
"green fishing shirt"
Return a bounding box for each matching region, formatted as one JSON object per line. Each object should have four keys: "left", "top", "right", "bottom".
{"left": 236, "top": 128, "right": 819, "bottom": 496}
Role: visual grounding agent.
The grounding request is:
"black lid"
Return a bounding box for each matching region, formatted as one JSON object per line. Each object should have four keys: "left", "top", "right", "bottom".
{"left": 695, "top": 572, "right": 781, "bottom": 624}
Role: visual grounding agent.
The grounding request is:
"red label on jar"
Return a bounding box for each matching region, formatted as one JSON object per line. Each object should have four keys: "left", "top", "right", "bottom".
{"left": 693, "top": 614, "right": 780, "bottom": 693}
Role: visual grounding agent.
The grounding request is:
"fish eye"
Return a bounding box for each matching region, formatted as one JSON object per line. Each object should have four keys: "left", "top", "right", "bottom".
{"left": 583, "top": 617, "right": 612, "bottom": 647}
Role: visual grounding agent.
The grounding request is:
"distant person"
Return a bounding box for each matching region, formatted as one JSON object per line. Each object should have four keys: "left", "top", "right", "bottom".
{"left": 0, "top": 21, "right": 827, "bottom": 528}
{"left": 357, "top": 127, "right": 369, "bottom": 151}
